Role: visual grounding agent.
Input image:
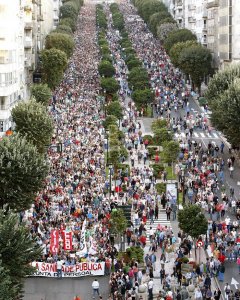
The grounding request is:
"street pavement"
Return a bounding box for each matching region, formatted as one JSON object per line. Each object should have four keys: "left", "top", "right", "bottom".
{"left": 141, "top": 100, "right": 240, "bottom": 296}
{"left": 24, "top": 276, "right": 110, "bottom": 300}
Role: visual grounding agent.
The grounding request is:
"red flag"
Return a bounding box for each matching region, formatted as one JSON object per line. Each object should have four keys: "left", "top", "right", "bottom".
{"left": 63, "top": 231, "right": 73, "bottom": 251}
{"left": 50, "top": 229, "right": 59, "bottom": 254}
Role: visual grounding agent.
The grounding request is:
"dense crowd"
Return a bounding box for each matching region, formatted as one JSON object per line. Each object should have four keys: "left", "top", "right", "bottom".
{"left": 20, "top": 0, "right": 240, "bottom": 298}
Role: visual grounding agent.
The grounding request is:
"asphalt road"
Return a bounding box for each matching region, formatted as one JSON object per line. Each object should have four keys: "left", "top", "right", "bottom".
{"left": 24, "top": 276, "right": 110, "bottom": 300}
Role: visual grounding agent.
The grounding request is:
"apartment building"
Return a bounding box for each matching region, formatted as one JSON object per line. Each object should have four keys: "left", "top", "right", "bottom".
{"left": 216, "top": 0, "right": 240, "bottom": 68}
{"left": 0, "top": 0, "right": 60, "bottom": 135}
{"left": 164, "top": 0, "right": 240, "bottom": 69}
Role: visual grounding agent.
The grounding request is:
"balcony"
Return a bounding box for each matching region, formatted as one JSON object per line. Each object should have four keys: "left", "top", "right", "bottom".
{"left": 37, "top": 14, "right": 44, "bottom": 22}
{"left": 206, "top": 0, "right": 219, "bottom": 9}
{"left": 0, "top": 57, "right": 10, "bottom": 64}
{"left": 188, "top": 4, "right": 196, "bottom": 10}
{"left": 24, "top": 22, "right": 33, "bottom": 30}
{"left": 188, "top": 17, "right": 196, "bottom": 23}
{"left": 24, "top": 59, "right": 32, "bottom": 68}
{"left": 203, "top": 8, "right": 207, "bottom": 18}
{"left": 24, "top": 38, "right": 33, "bottom": 49}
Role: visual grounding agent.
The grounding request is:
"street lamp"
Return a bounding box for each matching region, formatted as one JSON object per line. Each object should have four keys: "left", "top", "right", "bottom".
{"left": 106, "top": 129, "right": 109, "bottom": 164}
{"left": 104, "top": 103, "right": 107, "bottom": 118}
{"left": 108, "top": 163, "right": 113, "bottom": 201}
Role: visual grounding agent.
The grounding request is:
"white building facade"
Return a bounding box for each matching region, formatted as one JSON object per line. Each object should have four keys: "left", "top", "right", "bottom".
{"left": 0, "top": 0, "right": 60, "bottom": 135}
{"left": 163, "top": 0, "right": 240, "bottom": 69}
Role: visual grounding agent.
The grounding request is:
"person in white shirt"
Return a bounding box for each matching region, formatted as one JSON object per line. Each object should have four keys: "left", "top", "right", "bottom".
{"left": 56, "top": 259, "right": 63, "bottom": 278}
{"left": 92, "top": 279, "right": 100, "bottom": 299}
{"left": 148, "top": 279, "right": 154, "bottom": 300}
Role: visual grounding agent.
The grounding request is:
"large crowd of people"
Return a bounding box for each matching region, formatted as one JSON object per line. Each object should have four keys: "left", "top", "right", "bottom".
{"left": 20, "top": 0, "right": 240, "bottom": 298}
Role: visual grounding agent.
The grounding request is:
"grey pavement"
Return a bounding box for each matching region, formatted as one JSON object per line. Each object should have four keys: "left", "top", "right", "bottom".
{"left": 24, "top": 276, "right": 109, "bottom": 300}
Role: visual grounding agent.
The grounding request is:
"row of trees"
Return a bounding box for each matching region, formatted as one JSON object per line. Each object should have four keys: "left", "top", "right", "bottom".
{"left": 132, "top": 0, "right": 212, "bottom": 93}
{"left": 206, "top": 64, "right": 240, "bottom": 146}
{"left": 150, "top": 119, "right": 180, "bottom": 164}
{"left": 110, "top": 4, "right": 155, "bottom": 113}
{"left": 96, "top": 5, "right": 127, "bottom": 168}
{"left": 41, "top": 0, "right": 83, "bottom": 89}
{"left": 0, "top": 1, "right": 85, "bottom": 297}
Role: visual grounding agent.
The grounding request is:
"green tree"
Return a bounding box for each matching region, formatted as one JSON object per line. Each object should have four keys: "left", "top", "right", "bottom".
{"left": 126, "top": 58, "right": 142, "bottom": 70}
{"left": 106, "top": 101, "right": 123, "bottom": 119}
{"left": 178, "top": 44, "right": 212, "bottom": 92}
{"left": 128, "top": 67, "right": 149, "bottom": 90}
{"left": 139, "top": 0, "right": 168, "bottom": 23}
{"left": 109, "top": 209, "right": 127, "bottom": 236}
{"left": 0, "top": 134, "right": 48, "bottom": 210}
{"left": 153, "top": 127, "right": 173, "bottom": 145}
{"left": 157, "top": 22, "right": 178, "bottom": 42}
{"left": 54, "top": 24, "right": 73, "bottom": 35}
{"left": 112, "top": 12, "right": 125, "bottom": 31}
{"left": 102, "top": 115, "right": 118, "bottom": 129}
{"left": 41, "top": 48, "right": 68, "bottom": 89}
{"left": 98, "top": 60, "right": 115, "bottom": 77}
{"left": 0, "top": 259, "right": 16, "bottom": 300}
{"left": 164, "top": 29, "right": 197, "bottom": 53}
{"left": 31, "top": 83, "right": 52, "bottom": 106}
{"left": 178, "top": 205, "right": 208, "bottom": 256}
{"left": 151, "top": 119, "right": 168, "bottom": 131}
{"left": 45, "top": 32, "right": 74, "bottom": 58}
{"left": 169, "top": 40, "right": 198, "bottom": 68}
{"left": 59, "top": 17, "right": 76, "bottom": 32}
{"left": 162, "top": 140, "right": 180, "bottom": 164}
{"left": 100, "top": 45, "right": 111, "bottom": 56}
{"left": 60, "top": 2, "right": 78, "bottom": 20}
{"left": 132, "top": 89, "right": 154, "bottom": 108}
{"left": 12, "top": 99, "right": 54, "bottom": 154}
{"left": 0, "top": 210, "right": 42, "bottom": 298}
{"left": 209, "top": 79, "right": 240, "bottom": 146}
{"left": 100, "top": 77, "right": 119, "bottom": 94}
{"left": 205, "top": 64, "right": 240, "bottom": 104}
{"left": 149, "top": 11, "right": 172, "bottom": 36}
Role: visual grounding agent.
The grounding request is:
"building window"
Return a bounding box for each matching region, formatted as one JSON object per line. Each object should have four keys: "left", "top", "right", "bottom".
{"left": 0, "top": 121, "right": 3, "bottom": 132}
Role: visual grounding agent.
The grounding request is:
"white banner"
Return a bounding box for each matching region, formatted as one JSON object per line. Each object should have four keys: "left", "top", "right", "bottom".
{"left": 31, "top": 262, "right": 105, "bottom": 277}
{"left": 166, "top": 183, "right": 177, "bottom": 204}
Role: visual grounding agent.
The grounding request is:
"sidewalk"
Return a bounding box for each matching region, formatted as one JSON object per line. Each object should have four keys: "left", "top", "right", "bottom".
{"left": 138, "top": 116, "right": 220, "bottom": 298}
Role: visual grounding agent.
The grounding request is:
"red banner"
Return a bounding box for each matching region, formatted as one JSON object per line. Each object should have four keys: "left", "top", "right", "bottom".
{"left": 63, "top": 231, "right": 73, "bottom": 251}
{"left": 50, "top": 229, "right": 59, "bottom": 254}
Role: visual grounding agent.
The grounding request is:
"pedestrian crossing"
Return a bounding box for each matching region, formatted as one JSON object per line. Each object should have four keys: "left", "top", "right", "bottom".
{"left": 145, "top": 209, "right": 171, "bottom": 244}
{"left": 174, "top": 131, "right": 220, "bottom": 140}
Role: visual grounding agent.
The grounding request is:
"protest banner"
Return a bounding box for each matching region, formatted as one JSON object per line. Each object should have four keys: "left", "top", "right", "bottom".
{"left": 31, "top": 261, "right": 105, "bottom": 277}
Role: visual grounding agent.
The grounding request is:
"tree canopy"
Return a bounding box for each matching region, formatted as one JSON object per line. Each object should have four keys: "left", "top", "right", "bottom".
{"left": 100, "top": 77, "right": 119, "bottom": 94}
{"left": 31, "top": 83, "right": 52, "bottom": 106}
{"left": 178, "top": 44, "right": 212, "bottom": 92}
{"left": 178, "top": 205, "right": 208, "bottom": 240}
{"left": 205, "top": 64, "right": 240, "bottom": 104}
{"left": 98, "top": 60, "right": 115, "bottom": 77}
{"left": 0, "top": 210, "right": 42, "bottom": 298}
{"left": 12, "top": 99, "right": 54, "bottom": 154}
{"left": 164, "top": 29, "right": 197, "bottom": 53}
{"left": 157, "top": 22, "right": 178, "bottom": 42}
{"left": 0, "top": 134, "right": 48, "bottom": 211}
{"left": 149, "top": 11, "right": 173, "bottom": 36}
{"left": 41, "top": 48, "right": 68, "bottom": 89}
{"left": 128, "top": 67, "right": 149, "bottom": 91}
{"left": 45, "top": 32, "right": 74, "bottom": 58}
{"left": 169, "top": 40, "right": 198, "bottom": 68}
{"left": 132, "top": 89, "right": 154, "bottom": 109}
{"left": 106, "top": 101, "right": 123, "bottom": 119}
{"left": 110, "top": 209, "right": 127, "bottom": 235}
{"left": 209, "top": 79, "right": 240, "bottom": 146}
{"left": 162, "top": 140, "right": 180, "bottom": 164}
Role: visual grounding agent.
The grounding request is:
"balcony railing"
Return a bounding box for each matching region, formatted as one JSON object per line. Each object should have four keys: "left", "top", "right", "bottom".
{"left": 206, "top": 0, "right": 219, "bottom": 9}
{"left": 24, "top": 38, "right": 32, "bottom": 48}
